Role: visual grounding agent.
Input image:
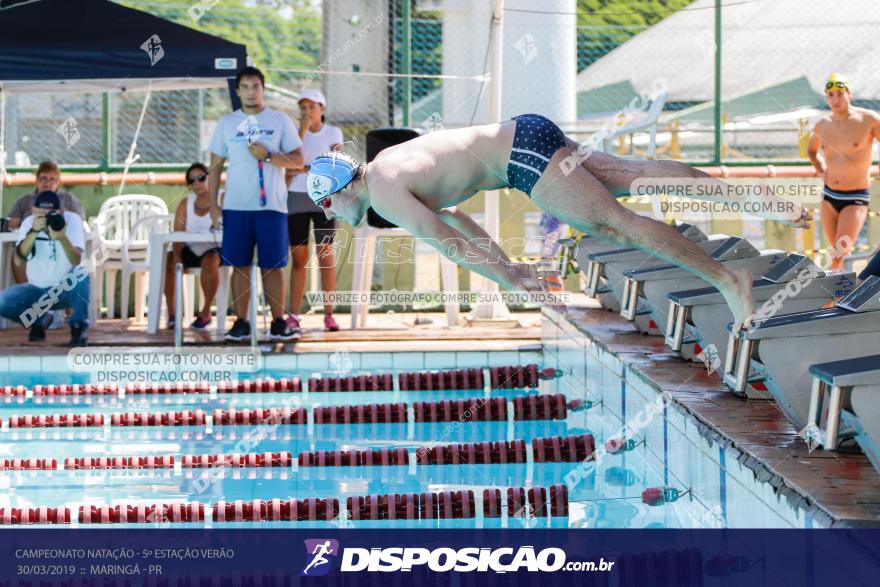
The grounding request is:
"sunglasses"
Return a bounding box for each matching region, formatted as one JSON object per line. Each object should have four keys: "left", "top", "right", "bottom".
{"left": 187, "top": 173, "right": 207, "bottom": 185}
{"left": 825, "top": 81, "right": 849, "bottom": 91}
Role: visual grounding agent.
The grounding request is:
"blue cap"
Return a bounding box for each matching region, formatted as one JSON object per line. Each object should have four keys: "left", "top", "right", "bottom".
{"left": 307, "top": 151, "right": 358, "bottom": 205}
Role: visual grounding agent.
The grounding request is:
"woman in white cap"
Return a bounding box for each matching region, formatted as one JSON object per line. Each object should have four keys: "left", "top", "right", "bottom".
{"left": 285, "top": 89, "right": 343, "bottom": 331}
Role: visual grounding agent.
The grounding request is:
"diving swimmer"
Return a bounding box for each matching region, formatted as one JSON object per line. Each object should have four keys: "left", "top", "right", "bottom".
{"left": 307, "top": 114, "right": 813, "bottom": 331}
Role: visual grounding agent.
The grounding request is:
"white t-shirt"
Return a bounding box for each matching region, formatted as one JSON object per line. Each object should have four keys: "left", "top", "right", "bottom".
{"left": 17, "top": 212, "right": 86, "bottom": 289}
{"left": 209, "top": 108, "right": 302, "bottom": 213}
{"left": 289, "top": 124, "right": 344, "bottom": 193}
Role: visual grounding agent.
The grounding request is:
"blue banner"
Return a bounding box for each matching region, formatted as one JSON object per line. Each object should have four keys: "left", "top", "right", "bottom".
{"left": 0, "top": 529, "right": 877, "bottom": 585}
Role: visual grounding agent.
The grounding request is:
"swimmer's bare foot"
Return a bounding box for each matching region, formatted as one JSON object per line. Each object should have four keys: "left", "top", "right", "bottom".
{"left": 717, "top": 267, "right": 754, "bottom": 333}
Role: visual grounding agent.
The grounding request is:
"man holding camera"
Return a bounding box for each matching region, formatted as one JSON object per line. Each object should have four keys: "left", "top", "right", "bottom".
{"left": 0, "top": 191, "right": 89, "bottom": 345}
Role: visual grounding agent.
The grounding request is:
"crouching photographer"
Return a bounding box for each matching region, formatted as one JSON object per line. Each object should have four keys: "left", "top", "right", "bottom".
{"left": 0, "top": 191, "right": 90, "bottom": 346}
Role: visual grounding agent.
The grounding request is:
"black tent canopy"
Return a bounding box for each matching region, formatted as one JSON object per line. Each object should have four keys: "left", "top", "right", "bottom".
{"left": 0, "top": 0, "right": 248, "bottom": 197}
{"left": 0, "top": 0, "right": 248, "bottom": 94}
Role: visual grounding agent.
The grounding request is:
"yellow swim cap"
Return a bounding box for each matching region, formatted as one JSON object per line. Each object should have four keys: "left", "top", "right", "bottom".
{"left": 825, "top": 73, "right": 851, "bottom": 92}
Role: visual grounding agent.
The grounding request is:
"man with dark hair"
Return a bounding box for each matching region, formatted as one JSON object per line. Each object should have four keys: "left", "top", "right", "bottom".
{"left": 207, "top": 66, "right": 304, "bottom": 341}
{"left": 235, "top": 66, "right": 265, "bottom": 89}
{"left": 0, "top": 191, "right": 89, "bottom": 346}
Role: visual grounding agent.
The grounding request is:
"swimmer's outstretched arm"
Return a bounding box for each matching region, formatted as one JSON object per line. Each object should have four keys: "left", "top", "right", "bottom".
{"left": 373, "top": 191, "right": 523, "bottom": 290}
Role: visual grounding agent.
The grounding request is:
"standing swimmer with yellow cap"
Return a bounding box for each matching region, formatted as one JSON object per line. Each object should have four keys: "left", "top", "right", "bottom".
{"left": 808, "top": 74, "right": 880, "bottom": 269}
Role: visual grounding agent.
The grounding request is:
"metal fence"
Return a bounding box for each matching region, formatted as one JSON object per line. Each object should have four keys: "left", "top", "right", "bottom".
{"left": 2, "top": 0, "right": 878, "bottom": 170}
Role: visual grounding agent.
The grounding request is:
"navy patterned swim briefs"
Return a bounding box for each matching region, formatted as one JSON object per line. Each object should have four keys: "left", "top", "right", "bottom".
{"left": 506, "top": 113, "right": 567, "bottom": 197}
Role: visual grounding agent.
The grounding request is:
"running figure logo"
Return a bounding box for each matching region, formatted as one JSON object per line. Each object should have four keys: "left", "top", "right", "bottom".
{"left": 301, "top": 539, "right": 339, "bottom": 576}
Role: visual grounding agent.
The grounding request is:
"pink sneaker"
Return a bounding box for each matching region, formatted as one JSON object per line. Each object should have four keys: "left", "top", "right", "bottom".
{"left": 286, "top": 314, "right": 300, "bottom": 329}
{"left": 323, "top": 314, "right": 340, "bottom": 332}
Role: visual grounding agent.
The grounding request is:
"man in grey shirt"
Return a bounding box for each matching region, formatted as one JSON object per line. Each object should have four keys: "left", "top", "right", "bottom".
{"left": 7, "top": 161, "right": 85, "bottom": 285}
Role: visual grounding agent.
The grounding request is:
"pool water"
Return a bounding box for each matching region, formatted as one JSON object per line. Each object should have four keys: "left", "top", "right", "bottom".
{"left": 0, "top": 348, "right": 798, "bottom": 529}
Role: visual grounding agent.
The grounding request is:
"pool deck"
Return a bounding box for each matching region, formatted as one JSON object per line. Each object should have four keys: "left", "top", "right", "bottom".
{"left": 560, "top": 301, "right": 880, "bottom": 528}
{"left": 0, "top": 310, "right": 541, "bottom": 355}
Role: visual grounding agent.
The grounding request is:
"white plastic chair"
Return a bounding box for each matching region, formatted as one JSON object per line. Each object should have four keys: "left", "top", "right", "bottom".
{"left": 121, "top": 214, "right": 173, "bottom": 324}
{"left": 600, "top": 89, "right": 669, "bottom": 159}
{"left": 90, "top": 195, "right": 168, "bottom": 318}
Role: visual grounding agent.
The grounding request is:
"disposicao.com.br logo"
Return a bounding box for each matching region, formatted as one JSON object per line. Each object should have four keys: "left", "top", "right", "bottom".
{"left": 309, "top": 545, "right": 612, "bottom": 574}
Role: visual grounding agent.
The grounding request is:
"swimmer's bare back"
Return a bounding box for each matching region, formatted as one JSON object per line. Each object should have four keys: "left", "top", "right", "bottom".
{"left": 366, "top": 121, "right": 517, "bottom": 213}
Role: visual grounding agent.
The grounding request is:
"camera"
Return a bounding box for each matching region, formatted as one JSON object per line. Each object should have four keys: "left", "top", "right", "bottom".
{"left": 46, "top": 211, "right": 66, "bottom": 232}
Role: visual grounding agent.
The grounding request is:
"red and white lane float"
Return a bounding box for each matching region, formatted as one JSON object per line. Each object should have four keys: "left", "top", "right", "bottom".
{"left": 489, "top": 365, "right": 539, "bottom": 390}
{"left": 64, "top": 456, "right": 175, "bottom": 470}
{"left": 348, "top": 491, "right": 475, "bottom": 520}
{"left": 77, "top": 503, "right": 205, "bottom": 524}
{"left": 642, "top": 487, "right": 687, "bottom": 506}
{"left": 412, "top": 397, "right": 507, "bottom": 422}
{"left": 212, "top": 498, "right": 338, "bottom": 522}
{"left": 215, "top": 378, "right": 301, "bottom": 393}
{"left": 4, "top": 384, "right": 118, "bottom": 397}
{"left": 0, "top": 507, "right": 72, "bottom": 525}
{"left": 0, "top": 485, "right": 568, "bottom": 525}
{"left": 415, "top": 440, "right": 527, "bottom": 465}
{"left": 0, "top": 458, "right": 57, "bottom": 470}
{"left": 1, "top": 393, "right": 571, "bottom": 431}
{"left": 531, "top": 434, "right": 596, "bottom": 463}
{"left": 298, "top": 448, "right": 408, "bottom": 467}
{"left": 182, "top": 452, "right": 291, "bottom": 468}
{"left": 309, "top": 373, "right": 393, "bottom": 393}
{"left": 126, "top": 381, "right": 211, "bottom": 395}
{"left": 1, "top": 363, "right": 559, "bottom": 399}
{"left": 604, "top": 437, "right": 642, "bottom": 454}
{"left": 211, "top": 407, "right": 307, "bottom": 426}
{"left": 512, "top": 394, "right": 568, "bottom": 420}
{"left": 313, "top": 403, "right": 407, "bottom": 424}
{"left": 399, "top": 368, "right": 485, "bottom": 392}
{"left": 506, "top": 485, "right": 569, "bottom": 519}
{"left": 549, "top": 484, "right": 569, "bottom": 517}
{"left": 483, "top": 489, "right": 502, "bottom": 518}
{"left": 110, "top": 410, "right": 207, "bottom": 427}
{"left": 7, "top": 413, "right": 104, "bottom": 428}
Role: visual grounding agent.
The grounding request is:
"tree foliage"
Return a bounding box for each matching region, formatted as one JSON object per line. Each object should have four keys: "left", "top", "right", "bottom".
{"left": 118, "top": 0, "right": 321, "bottom": 85}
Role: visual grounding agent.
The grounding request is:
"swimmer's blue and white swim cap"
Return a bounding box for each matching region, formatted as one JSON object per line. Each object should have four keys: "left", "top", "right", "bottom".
{"left": 307, "top": 151, "right": 358, "bottom": 205}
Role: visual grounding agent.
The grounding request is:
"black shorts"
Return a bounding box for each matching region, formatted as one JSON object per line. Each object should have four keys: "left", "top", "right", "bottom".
{"left": 822, "top": 185, "right": 870, "bottom": 213}
{"left": 180, "top": 245, "right": 221, "bottom": 268}
{"left": 287, "top": 212, "right": 337, "bottom": 247}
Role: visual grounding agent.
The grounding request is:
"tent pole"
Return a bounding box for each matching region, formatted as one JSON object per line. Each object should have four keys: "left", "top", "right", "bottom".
{"left": 0, "top": 88, "right": 6, "bottom": 216}
{"left": 118, "top": 82, "right": 152, "bottom": 196}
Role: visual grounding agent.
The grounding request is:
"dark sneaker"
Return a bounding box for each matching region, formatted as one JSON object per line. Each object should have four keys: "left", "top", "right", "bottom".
{"left": 270, "top": 317, "right": 301, "bottom": 341}
{"left": 28, "top": 312, "right": 53, "bottom": 342}
{"left": 190, "top": 316, "right": 212, "bottom": 329}
{"left": 69, "top": 324, "right": 88, "bottom": 347}
{"left": 224, "top": 318, "right": 251, "bottom": 342}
